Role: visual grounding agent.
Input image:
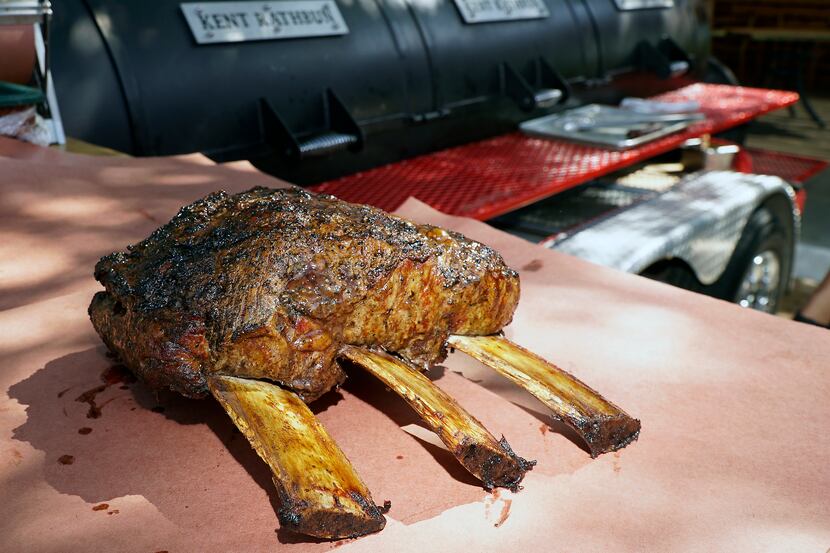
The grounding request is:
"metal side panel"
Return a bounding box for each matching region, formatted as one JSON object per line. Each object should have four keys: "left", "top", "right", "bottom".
{"left": 549, "top": 171, "right": 798, "bottom": 284}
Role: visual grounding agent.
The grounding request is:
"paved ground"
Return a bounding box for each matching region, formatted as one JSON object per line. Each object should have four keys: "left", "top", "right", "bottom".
{"left": 746, "top": 96, "right": 830, "bottom": 160}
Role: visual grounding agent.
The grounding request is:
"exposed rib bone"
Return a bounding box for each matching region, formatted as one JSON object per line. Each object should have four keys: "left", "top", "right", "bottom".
{"left": 447, "top": 335, "right": 640, "bottom": 457}
{"left": 207, "top": 375, "right": 386, "bottom": 539}
{"left": 340, "top": 346, "right": 534, "bottom": 490}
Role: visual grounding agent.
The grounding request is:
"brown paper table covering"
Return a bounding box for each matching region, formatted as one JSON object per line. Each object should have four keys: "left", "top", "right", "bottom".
{"left": 1, "top": 138, "right": 828, "bottom": 552}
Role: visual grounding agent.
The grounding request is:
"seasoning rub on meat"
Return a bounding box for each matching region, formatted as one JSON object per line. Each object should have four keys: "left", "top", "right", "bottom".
{"left": 89, "top": 187, "right": 639, "bottom": 539}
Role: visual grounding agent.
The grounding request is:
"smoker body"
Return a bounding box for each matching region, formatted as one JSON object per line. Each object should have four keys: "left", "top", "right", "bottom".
{"left": 52, "top": 0, "right": 709, "bottom": 183}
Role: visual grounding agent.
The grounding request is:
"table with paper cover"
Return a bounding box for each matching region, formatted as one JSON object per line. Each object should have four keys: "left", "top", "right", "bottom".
{"left": 0, "top": 138, "right": 828, "bottom": 553}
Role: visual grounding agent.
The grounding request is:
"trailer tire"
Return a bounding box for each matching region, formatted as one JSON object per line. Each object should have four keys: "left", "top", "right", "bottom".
{"left": 640, "top": 260, "right": 705, "bottom": 293}
{"left": 640, "top": 202, "right": 793, "bottom": 313}
{"left": 713, "top": 206, "right": 791, "bottom": 313}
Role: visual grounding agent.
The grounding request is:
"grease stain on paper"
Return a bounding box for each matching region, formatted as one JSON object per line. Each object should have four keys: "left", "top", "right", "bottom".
{"left": 483, "top": 488, "right": 514, "bottom": 527}
{"left": 9, "top": 448, "right": 23, "bottom": 466}
{"left": 75, "top": 365, "right": 136, "bottom": 419}
{"left": 522, "top": 259, "right": 543, "bottom": 272}
{"left": 494, "top": 499, "right": 512, "bottom": 527}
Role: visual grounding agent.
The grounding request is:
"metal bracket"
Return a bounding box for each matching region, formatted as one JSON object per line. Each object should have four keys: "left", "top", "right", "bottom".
{"left": 259, "top": 97, "right": 299, "bottom": 159}
{"left": 502, "top": 60, "right": 567, "bottom": 112}
{"left": 259, "top": 88, "right": 363, "bottom": 160}
{"left": 658, "top": 37, "right": 691, "bottom": 77}
{"left": 33, "top": 19, "right": 65, "bottom": 144}
{"left": 632, "top": 38, "right": 692, "bottom": 79}
{"left": 536, "top": 58, "right": 572, "bottom": 104}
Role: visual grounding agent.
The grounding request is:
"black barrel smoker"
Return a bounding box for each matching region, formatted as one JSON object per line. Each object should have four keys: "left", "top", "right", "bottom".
{"left": 52, "top": 0, "right": 710, "bottom": 184}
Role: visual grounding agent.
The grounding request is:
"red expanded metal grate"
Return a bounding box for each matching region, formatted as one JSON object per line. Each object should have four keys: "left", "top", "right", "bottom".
{"left": 742, "top": 147, "right": 828, "bottom": 184}
{"left": 311, "top": 84, "right": 799, "bottom": 220}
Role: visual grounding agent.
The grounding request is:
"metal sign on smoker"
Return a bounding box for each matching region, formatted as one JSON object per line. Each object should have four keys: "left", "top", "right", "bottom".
{"left": 181, "top": 0, "right": 349, "bottom": 44}
{"left": 453, "top": 0, "right": 549, "bottom": 23}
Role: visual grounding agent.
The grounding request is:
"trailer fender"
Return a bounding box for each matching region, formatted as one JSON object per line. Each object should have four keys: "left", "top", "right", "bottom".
{"left": 549, "top": 171, "right": 798, "bottom": 286}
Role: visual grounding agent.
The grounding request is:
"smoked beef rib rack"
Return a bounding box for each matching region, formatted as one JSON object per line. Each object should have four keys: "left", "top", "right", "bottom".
{"left": 89, "top": 187, "right": 640, "bottom": 539}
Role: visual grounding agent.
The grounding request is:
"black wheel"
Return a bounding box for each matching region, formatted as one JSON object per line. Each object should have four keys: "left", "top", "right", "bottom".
{"left": 640, "top": 259, "right": 705, "bottom": 294}
{"left": 712, "top": 206, "right": 791, "bottom": 314}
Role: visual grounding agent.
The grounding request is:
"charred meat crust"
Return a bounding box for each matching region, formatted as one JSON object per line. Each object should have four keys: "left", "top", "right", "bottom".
{"left": 577, "top": 415, "right": 642, "bottom": 458}
{"left": 276, "top": 487, "right": 387, "bottom": 539}
{"left": 88, "top": 291, "right": 210, "bottom": 395}
{"left": 461, "top": 437, "right": 536, "bottom": 492}
{"left": 89, "top": 187, "right": 520, "bottom": 401}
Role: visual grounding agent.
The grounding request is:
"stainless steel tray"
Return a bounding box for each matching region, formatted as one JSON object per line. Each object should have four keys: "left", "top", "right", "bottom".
{"left": 519, "top": 104, "right": 703, "bottom": 150}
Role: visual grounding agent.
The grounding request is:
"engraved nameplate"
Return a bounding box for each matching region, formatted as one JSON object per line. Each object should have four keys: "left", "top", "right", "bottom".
{"left": 181, "top": 1, "right": 348, "bottom": 44}
{"left": 453, "top": 0, "right": 549, "bottom": 24}
{"left": 614, "top": 0, "right": 674, "bottom": 10}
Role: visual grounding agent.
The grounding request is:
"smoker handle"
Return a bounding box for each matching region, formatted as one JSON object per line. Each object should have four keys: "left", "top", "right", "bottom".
{"left": 533, "top": 88, "right": 564, "bottom": 109}
{"left": 668, "top": 60, "right": 690, "bottom": 78}
{"left": 297, "top": 131, "right": 359, "bottom": 158}
{"left": 503, "top": 62, "right": 568, "bottom": 112}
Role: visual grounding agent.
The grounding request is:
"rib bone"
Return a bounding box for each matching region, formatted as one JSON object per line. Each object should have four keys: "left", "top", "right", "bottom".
{"left": 207, "top": 375, "right": 386, "bottom": 539}
{"left": 447, "top": 335, "right": 640, "bottom": 457}
{"left": 340, "top": 346, "right": 534, "bottom": 490}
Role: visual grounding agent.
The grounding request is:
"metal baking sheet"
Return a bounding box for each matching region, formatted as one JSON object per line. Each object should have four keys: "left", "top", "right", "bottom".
{"left": 519, "top": 104, "right": 699, "bottom": 150}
